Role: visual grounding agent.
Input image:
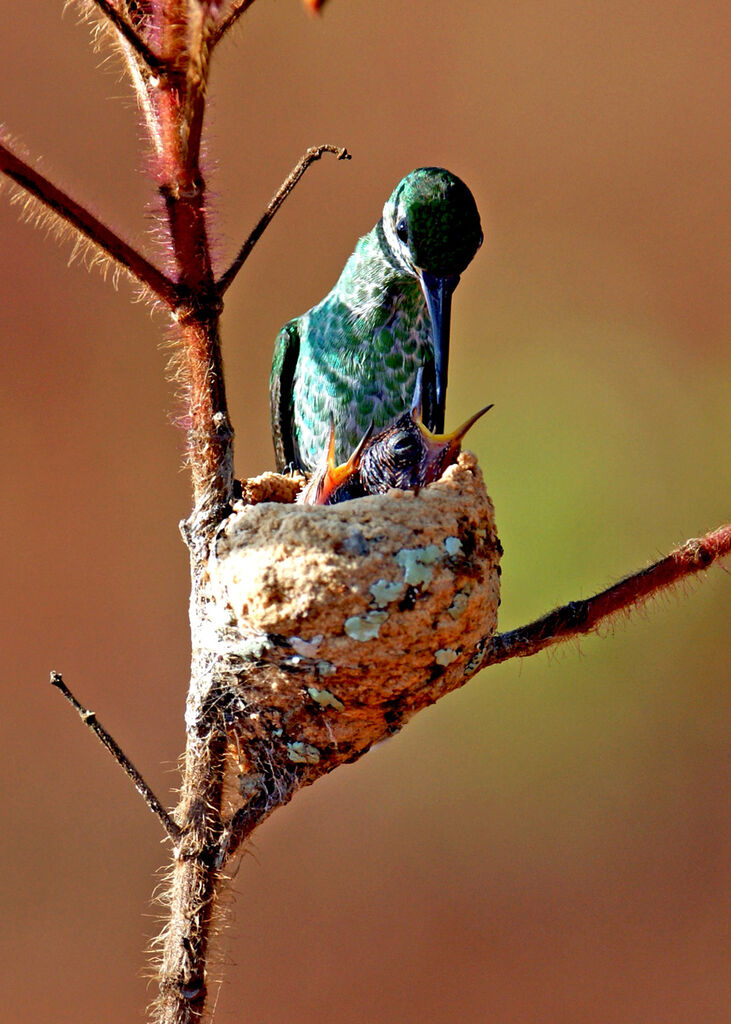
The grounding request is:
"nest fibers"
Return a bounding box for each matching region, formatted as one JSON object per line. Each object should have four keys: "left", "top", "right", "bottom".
{"left": 203, "top": 452, "right": 501, "bottom": 794}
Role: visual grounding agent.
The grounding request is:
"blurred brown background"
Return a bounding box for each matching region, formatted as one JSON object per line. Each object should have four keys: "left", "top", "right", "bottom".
{"left": 1, "top": 3, "right": 729, "bottom": 1022}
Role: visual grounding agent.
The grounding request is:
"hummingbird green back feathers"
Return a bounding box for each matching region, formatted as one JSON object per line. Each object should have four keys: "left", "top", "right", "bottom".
{"left": 270, "top": 167, "right": 482, "bottom": 473}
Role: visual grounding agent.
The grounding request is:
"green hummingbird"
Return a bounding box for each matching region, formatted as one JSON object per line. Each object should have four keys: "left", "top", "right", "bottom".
{"left": 270, "top": 167, "right": 482, "bottom": 473}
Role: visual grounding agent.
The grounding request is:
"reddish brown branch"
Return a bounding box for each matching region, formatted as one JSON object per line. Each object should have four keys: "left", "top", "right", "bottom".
{"left": 142, "top": 5, "right": 233, "bottom": 511}
{"left": 0, "top": 139, "right": 179, "bottom": 307}
{"left": 91, "top": 0, "right": 168, "bottom": 73}
{"left": 209, "top": 0, "right": 259, "bottom": 48}
{"left": 484, "top": 524, "right": 731, "bottom": 666}
{"left": 50, "top": 671, "right": 181, "bottom": 843}
{"left": 217, "top": 144, "right": 351, "bottom": 296}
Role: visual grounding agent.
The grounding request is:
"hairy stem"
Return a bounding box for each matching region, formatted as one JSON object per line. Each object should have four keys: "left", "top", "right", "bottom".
{"left": 91, "top": 0, "right": 168, "bottom": 73}
{"left": 148, "top": 3, "right": 232, "bottom": 512}
{"left": 144, "top": 5, "right": 240, "bottom": 1021}
{"left": 0, "top": 139, "right": 178, "bottom": 306}
{"left": 482, "top": 524, "right": 731, "bottom": 667}
{"left": 156, "top": 727, "right": 228, "bottom": 1024}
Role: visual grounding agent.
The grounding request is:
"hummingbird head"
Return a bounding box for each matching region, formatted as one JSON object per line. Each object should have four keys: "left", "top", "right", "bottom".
{"left": 382, "top": 168, "right": 482, "bottom": 425}
{"left": 383, "top": 167, "right": 483, "bottom": 279}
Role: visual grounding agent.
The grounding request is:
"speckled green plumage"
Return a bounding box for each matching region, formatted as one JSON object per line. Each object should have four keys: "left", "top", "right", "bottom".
{"left": 270, "top": 167, "right": 482, "bottom": 472}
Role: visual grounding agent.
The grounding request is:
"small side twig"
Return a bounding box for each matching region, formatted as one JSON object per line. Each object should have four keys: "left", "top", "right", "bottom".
{"left": 209, "top": 0, "right": 259, "bottom": 48}
{"left": 483, "top": 524, "right": 731, "bottom": 666}
{"left": 217, "top": 793, "right": 278, "bottom": 869}
{"left": 0, "top": 140, "right": 179, "bottom": 308}
{"left": 50, "top": 671, "right": 181, "bottom": 844}
{"left": 217, "top": 144, "right": 351, "bottom": 296}
{"left": 90, "top": 0, "right": 168, "bottom": 75}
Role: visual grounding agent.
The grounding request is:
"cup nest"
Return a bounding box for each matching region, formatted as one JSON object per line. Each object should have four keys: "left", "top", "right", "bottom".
{"left": 205, "top": 451, "right": 502, "bottom": 790}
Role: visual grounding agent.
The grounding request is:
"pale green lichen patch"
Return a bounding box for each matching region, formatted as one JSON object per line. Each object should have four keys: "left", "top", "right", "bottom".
{"left": 435, "top": 647, "right": 458, "bottom": 666}
{"left": 307, "top": 686, "right": 345, "bottom": 711}
{"left": 287, "top": 741, "right": 321, "bottom": 764}
{"left": 447, "top": 591, "right": 469, "bottom": 620}
{"left": 344, "top": 610, "right": 388, "bottom": 641}
{"left": 370, "top": 578, "right": 406, "bottom": 607}
{"left": 317, "top": 659, "right": 336, "bottom": 676}
{"left": 290, "top": 635, "right": 323, "bottom": 657}
{"left": 419, "top": 544, "right": 443, "bottom": 564}
{"left": 396, "top": 548, "right": 436, "bottom": 585}
{"left": 444, "top": 536, "right": 462, "bottom": 556}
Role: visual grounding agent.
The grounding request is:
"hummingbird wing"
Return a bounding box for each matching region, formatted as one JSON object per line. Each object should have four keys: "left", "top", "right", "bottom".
{"left": 270, "top": 321, "right": 301, "bottom": 473}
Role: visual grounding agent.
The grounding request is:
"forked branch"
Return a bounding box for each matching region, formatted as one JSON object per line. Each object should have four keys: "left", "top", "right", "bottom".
{"left": 90, "top": 0, "right": 168, "bottom": 74}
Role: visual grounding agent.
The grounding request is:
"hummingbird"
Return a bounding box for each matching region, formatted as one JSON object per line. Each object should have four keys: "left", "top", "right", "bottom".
{"left": 271, "top": 167, "right": 482, "bottom": 473}
{"left": 299, "top": 370, "right": 492, "bottom": 506}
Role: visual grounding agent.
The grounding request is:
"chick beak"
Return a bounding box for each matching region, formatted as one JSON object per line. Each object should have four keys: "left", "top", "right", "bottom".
{"left": 412, "top": 401, "right": 493, "bottom": 483}
{"left": 304, "top": 417, "right": 374, "bottom": 505}
{"left": 418, "top": 271, "right": 459, "bottom": 432}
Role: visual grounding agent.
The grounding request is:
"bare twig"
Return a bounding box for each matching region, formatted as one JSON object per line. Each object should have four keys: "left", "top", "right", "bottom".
{"left": 209, "top": 0, "right": 259, "bottom": 48}
{"left": 0, "top": 140, "right": 179, "bottom": 307}
{"left": 217, "top": 144, "right": 351, "bottom": 295}
{"left": 483, "top": 524, "right": 731, "bottom": 667}
{"left": 50, "top": 671, "right": 181, "bottom": 844}
{"left": 91, "top": 0, "right": 168, "bottom": 74}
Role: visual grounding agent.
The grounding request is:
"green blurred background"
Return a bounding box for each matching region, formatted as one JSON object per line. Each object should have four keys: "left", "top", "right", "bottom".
{"left": 0, "top": 2, "right": 728, "bottom": 1021}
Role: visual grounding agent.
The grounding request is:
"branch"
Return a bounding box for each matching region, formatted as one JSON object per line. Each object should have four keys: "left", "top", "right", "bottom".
{"left": 209, "top": 0, "right": 259, "bottom": 49}
{"left": 50, "top": 671, "right": 181, "bottom": 844}
{"left": 91, "top": 0, "right": 168, "bottom": 74}
{"left": 217, "top": 144, "right": 351, "bottom": 296}
{"left": 0, "top": 139, "right": 179, "bottom": 307}
{"left": 217, "top": 789, "right": 280, "bottom": 868}
{"left": 483, "top": 524, "right": 731, "bottom": 666}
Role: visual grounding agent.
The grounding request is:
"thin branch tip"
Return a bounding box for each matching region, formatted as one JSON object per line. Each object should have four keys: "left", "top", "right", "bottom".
{"left": 217, "top": 141, "right": 351, "bottom": 295}
{"left": 50, "top": 670, "right": 181, "bottom": 843}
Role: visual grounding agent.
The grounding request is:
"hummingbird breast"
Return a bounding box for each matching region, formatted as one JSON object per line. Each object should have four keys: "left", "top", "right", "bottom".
{"left": 293, "top": 290, "right": 432, "bottom": 470}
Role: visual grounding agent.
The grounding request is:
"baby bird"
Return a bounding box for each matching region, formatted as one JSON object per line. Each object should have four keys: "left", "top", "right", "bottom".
{"left": 299, "top": 370, "right": 491, "bottom": 506}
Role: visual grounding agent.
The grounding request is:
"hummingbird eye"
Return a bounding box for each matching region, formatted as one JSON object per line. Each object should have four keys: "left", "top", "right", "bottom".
{"left": 477, "top": 230, "right": 484, "bottom": 249}
{"left": 396, "top": 218, "right": 409, "bottom": 244}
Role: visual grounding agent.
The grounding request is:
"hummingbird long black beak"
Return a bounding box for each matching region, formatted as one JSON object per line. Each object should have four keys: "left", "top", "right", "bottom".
{"left": 418, "top": 271, "right": 460, "bottom": 433}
